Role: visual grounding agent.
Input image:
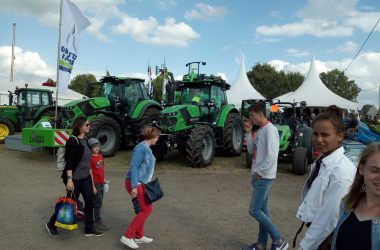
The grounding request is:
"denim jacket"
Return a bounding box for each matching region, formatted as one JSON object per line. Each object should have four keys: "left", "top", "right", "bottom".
{"left": 331, "top": 203, "right": 380, "bottom": 250}
{"left": 126, "top": 141, "right": 156, "bottom": 188}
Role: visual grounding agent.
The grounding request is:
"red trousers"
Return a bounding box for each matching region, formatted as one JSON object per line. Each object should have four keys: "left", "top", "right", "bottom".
{"left": 124, "top": 179, "right": 152, "bottom": 239}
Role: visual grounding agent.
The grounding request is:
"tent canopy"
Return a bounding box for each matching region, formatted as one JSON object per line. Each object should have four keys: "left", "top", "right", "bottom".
{"left": 275, "top": 57, "right": 358, "bottom": 110}
{"left": 227, "top": 58, "right": 265, "bottom": 109}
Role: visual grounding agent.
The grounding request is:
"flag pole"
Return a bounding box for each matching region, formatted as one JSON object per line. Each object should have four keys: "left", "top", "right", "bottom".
{"left": 55, "top": 0, "right": 63, "bottom": 126}
{"left": 10, "top": 22, "right": 16, "bottom": 85}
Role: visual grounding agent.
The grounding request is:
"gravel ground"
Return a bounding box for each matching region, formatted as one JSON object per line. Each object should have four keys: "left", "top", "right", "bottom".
{"left": 0, "top": 144, "right": 308, "bottom": 250}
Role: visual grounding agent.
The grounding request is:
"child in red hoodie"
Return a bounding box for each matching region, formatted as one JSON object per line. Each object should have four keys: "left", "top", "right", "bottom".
{"left": 88, "top": 138, "right": 109, "bottom": 232}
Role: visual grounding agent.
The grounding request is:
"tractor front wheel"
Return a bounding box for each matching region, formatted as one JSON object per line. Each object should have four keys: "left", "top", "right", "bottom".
{"left": 138, "top": 107, "right": 160, "bottom": 129}
{"left": 293, "top": 146, "right": 309, "bottom": 175}
{"left": 223, "top": 113, "right": 244, "bottom": 156}
{"left": 186, "top": 125, "right": 216, "bottom": 167}
{"left": 88, "top": 116, "right": 121, "bottom": 157}
{"left": 0, "top": 118, "right": 15, "bottom": 143}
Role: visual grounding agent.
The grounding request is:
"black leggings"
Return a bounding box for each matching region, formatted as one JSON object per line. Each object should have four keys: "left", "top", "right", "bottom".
{"left": 49, "top": 175, "right": 94, "bottom": 230}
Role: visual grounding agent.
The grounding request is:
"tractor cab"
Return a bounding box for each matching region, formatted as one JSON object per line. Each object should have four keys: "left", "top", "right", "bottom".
{"left": 98, "top": 76, "right": 149, "bottom": 117}
{"left": 12, "top": 87, "right": 53, "bottom": 121}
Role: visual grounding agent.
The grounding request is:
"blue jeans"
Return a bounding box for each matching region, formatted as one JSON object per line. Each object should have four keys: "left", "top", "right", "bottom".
{"left": 249, "top": 176, "right": 281, "bottom": 246}
{"left": 94, "top": 184, "right": 104, "bottom": 221}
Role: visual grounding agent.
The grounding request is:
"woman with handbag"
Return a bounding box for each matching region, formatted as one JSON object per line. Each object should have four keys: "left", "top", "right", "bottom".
{"left": 331, "top": 142, "right": 380, "bottom": 250}
{"left": 46, "top": 116, "right": 103, "bottom": 237}
{"left": 120, "top": 125, "right": 161, "bottom": 249}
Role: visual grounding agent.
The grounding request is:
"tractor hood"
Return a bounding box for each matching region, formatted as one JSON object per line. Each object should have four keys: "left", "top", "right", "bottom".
{"left": 63, "top": 97, "right": 111, "bottom": 118}
{"left": 158, "top": 104, "right": 201, "bottom": 132}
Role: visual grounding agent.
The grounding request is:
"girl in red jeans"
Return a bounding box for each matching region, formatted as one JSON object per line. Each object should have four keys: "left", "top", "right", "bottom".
{"left": 120, "top": 126, "right": 160, "bottom": 249}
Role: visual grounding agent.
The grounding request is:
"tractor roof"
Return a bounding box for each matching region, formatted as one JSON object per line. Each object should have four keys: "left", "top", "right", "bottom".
{"left": 99, "top": 76, "right": 145, "bottom": 84}
{"left": 179, "top": 77, "right": 231, "bottom": 90}
{"left": 16, "top": 88, "right": 52, "bottom": 93}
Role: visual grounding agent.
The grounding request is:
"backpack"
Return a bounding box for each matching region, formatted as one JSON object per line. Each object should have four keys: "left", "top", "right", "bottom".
{"left": 56, "top": 136, "right": 79, "bottom": 171}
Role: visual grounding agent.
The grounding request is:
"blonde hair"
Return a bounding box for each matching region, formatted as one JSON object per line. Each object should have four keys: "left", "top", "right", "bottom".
{"left": 343, "top": 143, "right": 380, "bottom": 210}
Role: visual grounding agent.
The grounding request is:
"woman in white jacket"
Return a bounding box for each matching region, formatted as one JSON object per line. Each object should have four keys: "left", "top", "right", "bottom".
{"left": 295, "top": 106, "right": 356, "bottom": 250}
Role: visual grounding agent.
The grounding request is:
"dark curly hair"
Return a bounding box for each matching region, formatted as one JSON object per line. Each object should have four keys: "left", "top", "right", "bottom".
{"left": 72, "top": 116, "right": 88, "bottom": 136}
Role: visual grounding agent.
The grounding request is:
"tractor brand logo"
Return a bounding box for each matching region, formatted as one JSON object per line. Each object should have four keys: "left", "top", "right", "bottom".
{"left": 30, "top": 134, "right": 45, "bottom": 144}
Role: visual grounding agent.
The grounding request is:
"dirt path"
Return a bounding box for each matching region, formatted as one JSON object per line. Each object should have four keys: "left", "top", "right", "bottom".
{"left": 0, "top": 145, "right": 308, "bottom": 249}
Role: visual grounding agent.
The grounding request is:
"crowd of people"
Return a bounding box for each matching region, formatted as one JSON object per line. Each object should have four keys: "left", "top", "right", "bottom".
{"left": 44, "top": 103, "right": 380, "bottom": 250}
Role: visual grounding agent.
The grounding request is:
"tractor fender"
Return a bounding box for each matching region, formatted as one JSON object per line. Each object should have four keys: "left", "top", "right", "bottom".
{"left": 35, "top": 106, "right": 64, "bottom": 120}
{"left": 216, "top": 105, "right": 240, "bottom": 128}
{"left": 131, "top": 100, "right": 162, "bottom": 120}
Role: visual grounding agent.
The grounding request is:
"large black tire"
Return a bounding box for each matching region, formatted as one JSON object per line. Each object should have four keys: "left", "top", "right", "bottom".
{"left": 300, "top": 126, "right": 313, "bottom": 164}
{"left": 0, "top": 117, "right": 15, "bottom": 143}
{"left": 223, "top": 113, "right": 244, "bottom": 156}
{"left": 88, "top": 116, "right": 121, "bottom": 157}
{"left": 246, "top": 151, "right": 253, "bottom": 169}
{"left": 293, "top": 146, "right": 309, "bottom": 175}
{"left": 137, "top": 107, "right": 160, "bottom": 129}
{"left": 186, "top": 125, "right": 216, "bottom": 167}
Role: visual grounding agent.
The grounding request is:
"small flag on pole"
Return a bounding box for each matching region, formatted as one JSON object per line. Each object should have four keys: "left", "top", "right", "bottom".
{"left": 57, "top": 0, "right": 90, "bottom": 95}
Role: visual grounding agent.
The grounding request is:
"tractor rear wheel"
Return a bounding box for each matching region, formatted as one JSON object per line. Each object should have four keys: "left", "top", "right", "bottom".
{"left": 223, "top": 113, "right": 244, "bottom": 156}
{"left": 293, "top": 146, "right": 309, "bottom": 175}
{"left": 0, "top": 118, "right": 15, "bottom": 143}
{"left": 88, "top": 116, "right": 121, "bottom": 157}
{"left": 186, "top": 125, "right": 215, "bottom": 167}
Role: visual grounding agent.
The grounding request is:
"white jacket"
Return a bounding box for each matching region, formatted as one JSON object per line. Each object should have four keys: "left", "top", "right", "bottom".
{"left": 296, "top": 146, "right": 356, "bottom": 250}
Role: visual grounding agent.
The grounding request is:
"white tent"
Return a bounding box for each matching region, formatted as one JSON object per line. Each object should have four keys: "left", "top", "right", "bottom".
{"left": 0, "top": 82, "right": 87, "bottom": 106}
{"left": 227, "top": 58, "right": 265, "bottom": 109}
{"left": 276, "top": 58, "right": 358, "bottom": 110}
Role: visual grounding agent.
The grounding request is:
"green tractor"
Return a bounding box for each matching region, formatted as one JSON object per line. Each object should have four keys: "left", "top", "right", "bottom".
{"left": 0, "top": 86, "right": 57, "bottom": 143}
{"left": 22, "top": 76, "right": 162, "bottom": 156}
{"left": 152, "top": 62, "right": 244, "bottom": 167}
{"left": 242, "top": 99, "right": 313, "bottom": 175}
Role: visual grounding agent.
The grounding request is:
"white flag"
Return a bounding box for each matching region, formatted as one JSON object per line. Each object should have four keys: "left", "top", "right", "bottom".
{"left": 57, "top": 0, "right": 90, "bottom": 95}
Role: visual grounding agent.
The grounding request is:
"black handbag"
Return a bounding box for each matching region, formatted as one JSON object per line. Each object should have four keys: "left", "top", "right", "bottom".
{"left": 142, "top": 178, "right": 164, "bottom": 204}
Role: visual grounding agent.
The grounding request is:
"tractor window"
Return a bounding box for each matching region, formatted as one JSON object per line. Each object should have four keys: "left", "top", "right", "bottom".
{"left": 179, "top": 86, "right": 209, "bottom": 105}
{"left": 100, "top": 82, "right": 120, "bottom": 98}
{"left": 210, "top": 86, "right": 225, "bottom": 108}
{"left": 41, "top": 92, "right": 50, "bottom": 105}
{"left": 18, "top": 91, "right": 41, "bottom": 106}
{"left": 124, "top": 82, "right": 146, "bottom": 103}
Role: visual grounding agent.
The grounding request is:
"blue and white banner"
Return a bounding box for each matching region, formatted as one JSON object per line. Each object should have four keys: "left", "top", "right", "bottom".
{"left": 57, "top": 0, "right": 90, "bottom": 95}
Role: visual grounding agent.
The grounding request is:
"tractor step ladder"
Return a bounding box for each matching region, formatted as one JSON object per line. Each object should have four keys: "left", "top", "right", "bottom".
{"left": 5, "top": 134, "right": 43, "bottom": 152}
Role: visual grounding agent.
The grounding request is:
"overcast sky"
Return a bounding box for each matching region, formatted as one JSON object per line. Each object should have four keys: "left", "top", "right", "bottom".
{"left": 0, "top": 0, "right": 379, "bottom": 109}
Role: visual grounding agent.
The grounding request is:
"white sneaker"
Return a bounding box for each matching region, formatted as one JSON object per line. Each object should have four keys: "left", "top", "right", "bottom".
{"left": 120, "top": 236, "right": 139, "bottom": 249}
{"left": 134, "top": 236, "right": 154, "bottom": 244}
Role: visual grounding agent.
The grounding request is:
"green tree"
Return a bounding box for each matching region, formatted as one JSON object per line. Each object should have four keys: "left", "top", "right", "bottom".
{"left": 246, "top": 63, "right": 304, "bottom": 99}
{"left": 361, "top": 104, "right": 375, "bottom": 116}
{"left": 152, "top": 75, "right": 164, "bottom": 102}
{"left": 320, "top": 69, "right": 361, "bottom": 102}
{"left": 68, "top": 74, "right": 98, "bottom": 96}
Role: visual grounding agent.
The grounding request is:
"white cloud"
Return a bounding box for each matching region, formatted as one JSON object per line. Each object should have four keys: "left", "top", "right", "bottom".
{"left": 0, "top": 46, "right": 55, "bottom": 85}
{"left": 112, "top": 15, "right": 200, "bottom": 47}
{"left": 269, "top": 11, "right": 282, "bottom": 18}
{"left": 256, "top": 0, "right": 380, "bottom": 38}
{"left": 337, "top": 41, "right": 358, "bottom": 53}
{"left": 296, "top": 0, "right": 357, "bottom": 20}
{"left": 185, "top": 3, "right": 228, "bottom": 21}
{"left": 268, "top": 52, "right": 380, "bottom": 108}
{"left": 155, "top": 0, "right": 177, "bottom": 10}
{"left": 256, "top": 18, "right": 353, "bottom": 37}
{"left": 286, "top": 48, "right": 310, "bottom": 57}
